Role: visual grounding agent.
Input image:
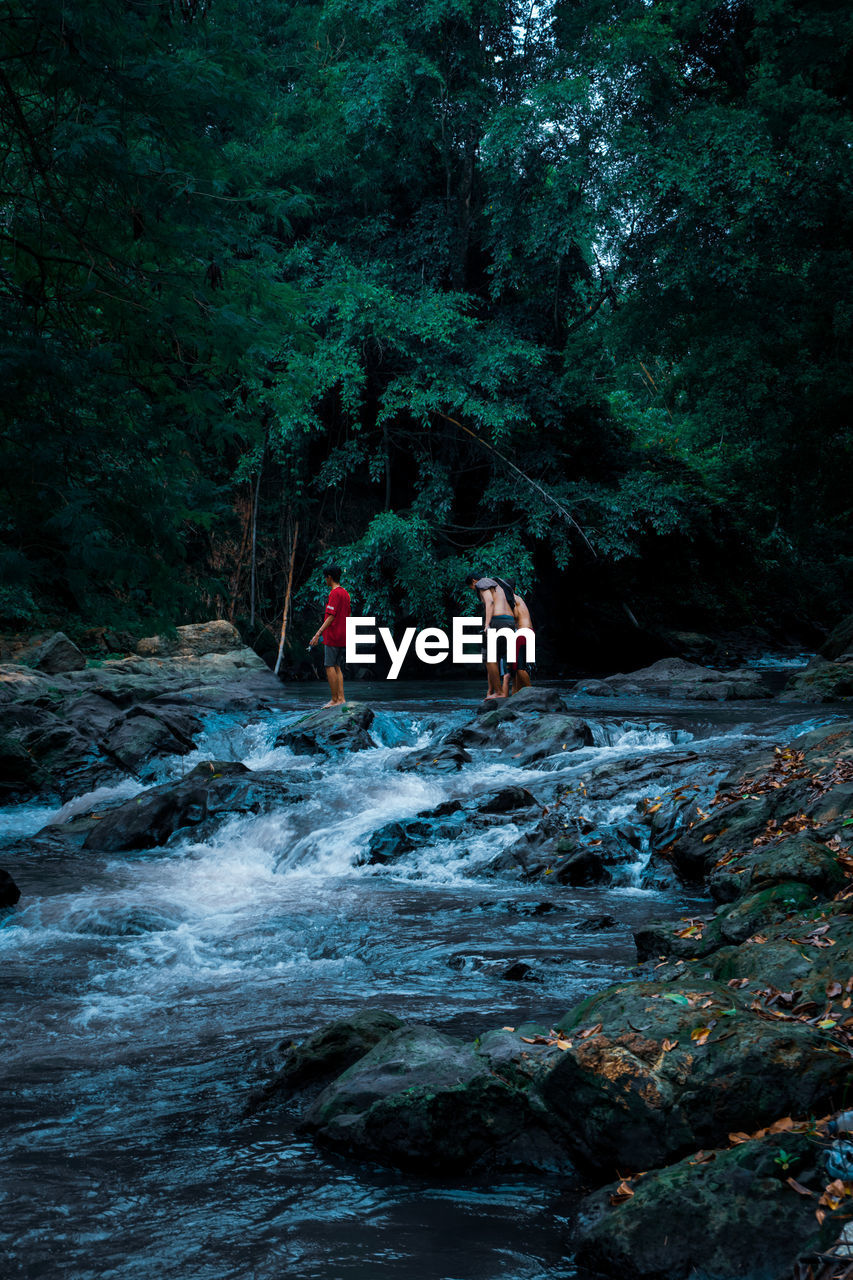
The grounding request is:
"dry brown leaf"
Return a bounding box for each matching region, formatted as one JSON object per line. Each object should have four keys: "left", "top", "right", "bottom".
{"left": 579, "top": 1022, "right": 603, "bottom": 1040}
{"left": 787, "top": 1177, "right": 815, "bottom": 1198}
{"left": 662, "top": 1038, "right": 678, "bottom": 1052}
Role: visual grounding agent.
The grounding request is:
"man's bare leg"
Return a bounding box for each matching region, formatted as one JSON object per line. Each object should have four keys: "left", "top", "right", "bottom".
{"left": 333, "top": 665, "right": 346, "bottom": 705}
{"left": 513, "top": 670, "right": 531, "bottom": 693}
{"left": 485, "top": 662, "right": 503, "bottom": 697}
{"left": 322, "top": 663, "right": 337, "bottom": 707}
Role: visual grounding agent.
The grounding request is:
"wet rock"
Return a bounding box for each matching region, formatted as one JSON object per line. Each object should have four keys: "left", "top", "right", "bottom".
{"left": 0, "top": 731, "right": 45, "bottom": 801}
{"left": 275, "top": 703, "right": 376, "bottom": 756}
{"left": 396, "top": 742, "right": 471, "bottom": 773}
{"left": 487, "top": 811, "right": 641, "bottom": 885}
{"left": 602, "top": 657, "right": 771, "bottom": 701}
{"left": 363, "top": 814, "right": 464, "bottom": 865}
{"left": 81, "top": 760, "right": 302, "bottom": 852}
{"left": 708, "top": 833, "right": 847, "bottom": 903}
{"left": 0, "top": 703, "right": 121, "bottom": 801}
{"left": 27, "top": 631, "right": 87, "bottom": 674}
{"left": 478, "top": 786, "right": 538, "bottom": 813}
{"left": 0, "top": 869, "right": 21, "bottom": 907}
{"left": 475, "top": 686, "right": 567, "bottom": 721}
{"left": 252, "top": 1009, "right": 404, "bottom": 1108}
{"left": 574, "top": 1131, "right": 844, "bottom": 1280}
{"left": 304, "top": 1024, "right": 575, "bottom": 1175}
{"left": 543, "top": 979, "right": 847, "bottom": 1174}
{"left": 501, "top": 961, "right": 537, "bottom": 982}
{"left": 823, "top": 614, "right": 853, "bottom": 662}
{"left": 514, "top": 714, "right": 595, "bottom": 764}
{"left": 571, "top": 679, "right": 616, "bottom": 696}
{"left": 634, "top": 882, "right": 816, "bottom": 963}
{"left": 98, "top": 704, "right": 202, "bottom": 774}
{"left": 577, "top": 913, "right": 618, "bottom": 931}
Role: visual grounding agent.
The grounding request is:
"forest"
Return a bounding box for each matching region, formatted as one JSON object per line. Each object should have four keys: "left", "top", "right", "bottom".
{"left": 2, "top": 0, "right": 851, "bottom": 671}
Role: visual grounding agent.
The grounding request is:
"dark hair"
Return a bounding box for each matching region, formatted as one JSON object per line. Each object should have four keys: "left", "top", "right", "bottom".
{"left": 464, "top": 571, "right": 481, "bottom": 587}
{"left": 323, "top": 563, "right": 342, "bottom": 581}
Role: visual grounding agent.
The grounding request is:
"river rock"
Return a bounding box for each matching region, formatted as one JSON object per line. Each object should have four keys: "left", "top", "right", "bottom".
{"left": 601, "top": 657, "right": 771, "bottom": 701}
{"left": 542, "top": 979, "right": 848, "bottom": 1174}
{"left": 708, "top": 833, "right": 848, "bottom": 903}
{"left": 782, "top": 655, "right": 853, "bottom": 702}
{"left": 0, "top": 869, "right": 21, "bottom": 907}
{"left": 486, "top": 810, "right": 642, "bottom": 885}
{"left": 81, "top": 760, "right": 302, "bottom": 851}
{"left": 704, "top": 899, "right": 853, "bottom": 1010}
{"left": 634, "top": 882, "right": 816, "bottom": 962}
{"left": 573, "top": 1130, "right": 845, "bottom": 1280}
{"left": 275, "top": 703, "right": 376, "bottom": 756}
{"left": 27, "top": 631, "right": 87, "bottom": 674}
{"left": 304, "top": 1023, "right": 575, "bottom": 1175}
{"left": 475, "top": 686, "right": 567, "bottom": 722}
{"left": 253, "top": 1009, "right": 405, "bottom": 1107}
{"left": 396, "top": 742, "right": 471, "bottom": 773}
{"left": 0, "top": 702, "right": 122, "bottom": 801}
{"left": 98, "top": 704, "right": 202, "bottom": 774}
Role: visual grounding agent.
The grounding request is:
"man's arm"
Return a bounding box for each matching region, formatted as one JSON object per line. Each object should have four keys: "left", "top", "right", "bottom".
{"left": 310, "top": 614, "right": 334, "bottom": 646}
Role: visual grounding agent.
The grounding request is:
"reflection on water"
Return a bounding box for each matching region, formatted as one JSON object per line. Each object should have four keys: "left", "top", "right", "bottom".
{"left": 0, "top": 690, "right": 837, "bottom": 1279}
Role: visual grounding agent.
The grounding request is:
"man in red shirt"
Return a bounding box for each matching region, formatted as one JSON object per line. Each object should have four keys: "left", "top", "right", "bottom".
{"left": 309, "top": 563, "right": 351, "bottom": 706}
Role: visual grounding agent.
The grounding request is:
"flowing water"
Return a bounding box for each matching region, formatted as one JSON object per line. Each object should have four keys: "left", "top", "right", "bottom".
{"left": 0, "top": 681, "right": 837, "bottom": 1280}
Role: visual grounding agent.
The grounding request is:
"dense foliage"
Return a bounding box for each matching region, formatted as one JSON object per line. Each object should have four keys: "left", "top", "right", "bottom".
{"left": 2, "top": 0, "right": 851, "bottom": 662}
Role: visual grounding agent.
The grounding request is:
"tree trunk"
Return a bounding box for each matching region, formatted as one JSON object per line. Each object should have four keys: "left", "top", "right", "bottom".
{"left": 274, "top": 520, "right": 299, "bottom": 676}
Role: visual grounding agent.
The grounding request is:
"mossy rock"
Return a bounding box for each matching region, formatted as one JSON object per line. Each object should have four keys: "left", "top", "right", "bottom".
{"left": 635, "top": 882, "right": 816, "bottom": 963}
{"left": 574, "top": 1132, "right": 845, "bottom": 1280}
{"left": 543, "top": 980, "right": 847, "bottom": 1174}
{"left": 708, "top": 834, "right": 847, "bottom": 902}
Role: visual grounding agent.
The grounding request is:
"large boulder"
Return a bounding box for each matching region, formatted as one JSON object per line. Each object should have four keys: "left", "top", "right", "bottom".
{"left": 136, "top": 620, "right": 246, "bottom": 658}
{"left": 304, "top": 1023, "right": 576, "bottom": 1175}
{"left": 602, "top": 658, "right": 770, "bottom": 701}
{"left": 275, "top": 703, "right": 376, "bottom": 756}
{"left": 634, "top": 882, "right": 817, "bottom": 963}
{"left": 27, "top": 631, "right": 87, "bottom": 674}
{"left": 474, "top": 686, "right": 568, "bottom": 721}
{"left": 81, "top": 760, "right": 302, "bottom": 851}
{"left": 542, "top": 980, "right": 848, "bottom": 1174}
{"left": 574, "top": 1130, "right": 846, "bottom": 1280}
{"left": 98, "top": 704, "right": 202, "bottom": 774}
{"left": 782, "top": 655, "right": 853, "bottom": 702}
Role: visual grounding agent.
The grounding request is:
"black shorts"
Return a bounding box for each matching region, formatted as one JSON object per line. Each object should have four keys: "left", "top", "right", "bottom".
{"left": 488, "top": 615, "right": 516, "bottom": 680}
{"left": 323, "top": 644, "right": 346, "bottom": 668}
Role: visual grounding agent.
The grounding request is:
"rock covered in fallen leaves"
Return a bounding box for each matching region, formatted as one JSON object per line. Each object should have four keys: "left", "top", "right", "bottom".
{"left": 634, "top": 882, "right": 817, "bottom": 963}
{"left": 573, "top": 1130, "right": 846, "bottom": 1280}
{"left": 542, "top": 980, "right": 849, "bottom": 1174}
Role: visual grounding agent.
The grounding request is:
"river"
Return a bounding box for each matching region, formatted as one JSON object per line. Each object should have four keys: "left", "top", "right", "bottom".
{"left": 0, "top": 680, "right": 837, "bottom": 1279}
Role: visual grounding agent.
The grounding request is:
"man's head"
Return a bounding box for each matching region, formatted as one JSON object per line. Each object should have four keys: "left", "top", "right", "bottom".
{"left": 323, "top": 563, "right": 342, "bottom": 587}
{"left": 465, "top": 572, "right": 483, "bottom": 594}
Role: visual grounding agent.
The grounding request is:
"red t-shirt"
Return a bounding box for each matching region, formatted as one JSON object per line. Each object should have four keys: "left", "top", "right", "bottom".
{"left": 323, "top": 585, "right": 351, "bottom": 647}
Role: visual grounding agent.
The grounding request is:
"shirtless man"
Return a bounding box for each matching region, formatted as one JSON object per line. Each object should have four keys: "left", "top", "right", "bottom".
{"left": 509, "top": 588, "right": 533, "bottom": 692}
{"left": 466, "top": 573, "right": 516, "bottom": 698}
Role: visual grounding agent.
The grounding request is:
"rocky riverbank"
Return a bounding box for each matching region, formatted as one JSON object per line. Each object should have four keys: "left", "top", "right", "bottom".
{"left": 243, "top": 706, "right": 853, "bottom": 1279}
{"left": 3, "top": 627, "right": 853, "bottom": 1277}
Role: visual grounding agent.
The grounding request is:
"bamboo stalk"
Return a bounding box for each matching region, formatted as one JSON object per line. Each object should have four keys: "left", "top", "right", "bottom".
{"left": 274, "top": 520, "right": 299, "bottom": 676}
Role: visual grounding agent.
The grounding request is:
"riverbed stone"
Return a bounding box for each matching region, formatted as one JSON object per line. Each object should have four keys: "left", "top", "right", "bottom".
{"left": 543, "top": 979, "right": 848, "bottom": 1174}
{"left": 274, "top": 703, "right": 376, "bottom": 756}
{"left": 396, "top": 742, "right": 471, "bottom": 773}
{"left": 782, "top": 655, "right": 853, "bottom": 702}
{"left": 475, "top": 686, "right": 567, "bottom": 723}
{"left": 304, "top": 1024, "right": 575, "bottom": 1174}
{"left": 136, "top": 619, "right": 245, "bottom": 658}
{"left": 98, "top": 704, "right": 202, "bottom": 774}
{"left": 81, "top": 760, "right": 302, "bottom": 851}
{"left": 573, "top": 1131, "right": 845, "bottom": 1280}
{"left": 254, "top": 1009, "right": 405, "bottom": 1106}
